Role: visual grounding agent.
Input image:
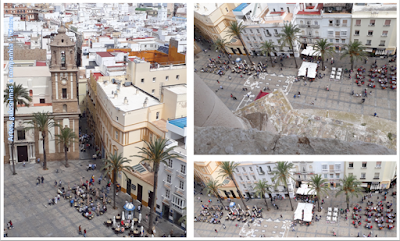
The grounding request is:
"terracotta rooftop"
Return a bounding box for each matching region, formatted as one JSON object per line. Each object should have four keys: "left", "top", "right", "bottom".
{"left": 96, "top": 52, "right": 114, "bottom": 58}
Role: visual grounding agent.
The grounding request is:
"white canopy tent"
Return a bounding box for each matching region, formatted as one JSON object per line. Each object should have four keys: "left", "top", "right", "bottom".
{"left": 296, "top": 186, "right": 317, "bottom": 195}
{"left": 301, "top": 46, "right": 321, "bottom": 56}
{"left": 298, "top": 62, "right": 318, "bottom": 78}
{"left": 294, "top": 203, "right": 314, "bottom": 221}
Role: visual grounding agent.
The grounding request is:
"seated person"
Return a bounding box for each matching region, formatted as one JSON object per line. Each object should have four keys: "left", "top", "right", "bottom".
{"left": 85, "top": 212, "right": 89, "bottom": 217}
{"left": 121, "top": 220, "right": 125, "bottom": 226}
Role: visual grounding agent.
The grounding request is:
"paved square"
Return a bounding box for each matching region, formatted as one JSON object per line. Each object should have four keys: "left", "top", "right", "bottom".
{"left": 194, "top": 185, "right": 396, "bottom": 238}
{"left": 195, "top": 39, "right": 397, "bottom": 122}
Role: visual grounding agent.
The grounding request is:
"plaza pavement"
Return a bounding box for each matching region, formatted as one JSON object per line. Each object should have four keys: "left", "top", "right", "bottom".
{"left": 194, "top": 39, "right": 397, "bottom": 122}
{"left": 193, "top": 184, "right": 396, "bottom": 238}
{"left": 3, "top": 118, "right": 185, "bottom": 238}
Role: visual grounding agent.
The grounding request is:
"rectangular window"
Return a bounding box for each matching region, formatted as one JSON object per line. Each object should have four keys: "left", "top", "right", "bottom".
{"left": 362, "top": 162, "right": 367, "bottom": 168}
{"left": 167, "top": 174, "right": 171, "bottom": 183}
{"left": 355, "top": 30, "right": 359, "bottom": 35}
{"left": 349, "top": 173, "right": 353, "bottom": 177}
{"left": 341, "top": 31, "right": 347, "bottom": 36}
{"left": 152, "top": 89, "right": 155, "bottom": 94}
{"left": 256, "top": 29, "right": 260, "bottom": 33}
{"left": 330, "top": 174, "right": 334, "bottom": 178}
{"left": 253, "top": 37, "right": 256, "bottom": 41}
{"left": 40, "top": 98, "right": 45, "bottom": 103}
{"left": 368, "top": 30, "right": 373, "bottom": 36}
{"left": 152, "top": 77, "right": 156, "bottom": 82}
{"left": 376, "top": 161, "right": 382, "bottom": 168}
{"left": 384, "top": 20, "right": 391, "bottom": 26}
{"left": 236, "top": 168, "right": 239, "bottom": 172}
{"left": 62, "top": 88, "right": 67, "bottom": 99}
{"left": 249, "top": 167, "right": 253, "bottom": 172}
{"left": 246, "top": 176, "right": 249, "bottom": 180}
{"left": 243, "top": 184, "right": 246, "bottom": 188}
{"left": 314, "top": 21, "right": 318, "bottom": 25}
{"left": 379, "top": 40, "right": 385, "bottom": 46}
{"left": 382, "top": 31, "right": 388, "bottom": 36}
{"left": 165, "top": 189, "right": 170, "bottom": 198}
{"left": 252, "top": 175, "right": 256, "bottom": 180}
{"left": 349, "top": 162, "right": 353, "bottom": 167}
{"left": 165, "top": 76, "right": 169, "bottom": 81}
{"left": 247, "top": 37, "right": 250, "bottom": 41}
{"left": 115, "top": 131, "right": 118, "bottom": 140}
{"left": 356, "top": 20, "right": 361, "bottom": 26}
{"left": 239, "top": 176, "right": 243, "bottom": 181}
{"left": 366, "top": 40, "right": 371, "bottom": 45}
{"left": 267, "top": 166, "right": 271, "bottom": 172}
{"left": 361, "top": 173, "right": 366, "bottom": 178}
{"left": 342, "top": 39, "right": 345, "bottom": 43}
{"left": 156, "top": 112, "right": 159, "bottom": 120}
{"left": 176, "top": 75, "right": 179, "bottom": 80}
{"left": 179, "top": 181, "right": 184, "bottom": 189}
{"left": 259, "top": 37, "right": 263, "bottom": 41}
{"left": 250, "top": 29, "right": 253, "bottom": 33}
{"left": 335, "top": 173, "right": 340, "bottom": 179}
{"left": 328, "top": 31, "right": 334, "bottom": 35}
{"left": 322, "top": 164, "right": 327, "bottom": 170}
{"left": 141, "top": 78, "right": 144, "bottom": 83}
{"left": 17, "top": 130, "right": 25, "bottom": 140}
{"left": 180, "top": 165, "right": 185, "bottom": 174}
{"left": 335, "top": 164, "right": 341, "bottom": 170}
{"left": 336, "top": 39, "right": 339, "bottom": 43}
{"left": 242, "top": 167, "right": 246, "bottom": 172}
{"left": 370, "top": 20, "right": 375, "bottom": 26}
{"left": 167, "top": 159, "right": 173, "bottom": 167}
{"left": 342, "top": 20, "right": 347, "bottom": 26}
{"left": 374, "top": 173, "right": 379, "bottom": 179}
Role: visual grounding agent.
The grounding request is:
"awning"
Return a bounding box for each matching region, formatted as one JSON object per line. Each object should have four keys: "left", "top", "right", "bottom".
{"left": 365, "top": 48, "right": 373, "bottom": 52}
{"left": 380, "top": 181, "right": 390, "bottom": 185}
{"left": 360, "top": 183, "right": 368, "bottom": 187}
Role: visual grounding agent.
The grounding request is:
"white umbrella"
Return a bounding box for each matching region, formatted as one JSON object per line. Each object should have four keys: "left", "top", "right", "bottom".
{"left": 131, "top": 220, "right": 135, "bottom": 231}
{"left": 141, "top": 226, "right": 144, "bottom": 236}
{"left": 113, "top": 216, "right": 116, "bottom": 227}
{"left": 139, "top": 213, "right": 142, "bottom": 223}
{"left": 238, "top": 204, "right": 241, "bottom": 210}
{"left": 122, "top": 211, "right": 125, "bottom": 221}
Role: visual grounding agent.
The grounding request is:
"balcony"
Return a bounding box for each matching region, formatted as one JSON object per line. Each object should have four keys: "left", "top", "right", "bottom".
{"left": 367, "top": 35, "right": 373, "bottom": 37}
{"left": 335, "top": 24, "right": 340, "bottom": 27}
{"left": 375, "top": 166, "right": 381, "bottom": 169}
{"left": 373, "top": 177, "right": 380, "bottom": 180}
{"left": 381, "top": 35, "right": 387, "bottom": 37}
{"left": 161, "top": 195, "right": 170, "bottom": 204}
{"left": 383, "top": 25, "right": 390, "bottom": 27}
{"left": 163, "top": 164, "right": 173, "bottom": 174}
{"left": 299, "top": 24, "right": 320, "bottom": 29}
{"left": 355, "top": 24, "right": 361, "bottom": 26}
{"left": 354, "top": 34, "right": 360, "bottom": 36}
{"left": 175, "top": 169, "right": 186, "bottom": 180}
{"left": 329, "top": 23, "right": 333, "bottom": 26}
{"left": 174, "top": 186, "right": 185, "bottom": 196}
{"left": 163, "top": 180, "right": 172, "bottom": 189}
{"left": 379, "top": 44, "right": 385, "bottom": 46}
{"left": 368, "top": 24, "right": 375, "bottom": 27}
{"left": 348, "top": 166, "right": 354, "bottom": 169}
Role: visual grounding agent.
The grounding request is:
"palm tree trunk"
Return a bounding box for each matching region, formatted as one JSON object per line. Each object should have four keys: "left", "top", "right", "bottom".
{"left": 231, "top": 175, "right": 247, "bottom": 210}
{"left": 350, "top": 56, "right": 354, "bottom": 71}
{"left": 291, "top": 42, "right": 298, "bottom": 68}
{"left": 64, "top": 146, "right": 69, "bottom": 167}
{"left": 148, "top": 162, "right": 159, "bottom": 234}
{"left": 346, "top": 193, "right": 350, "bottom": 210}
{"left": 322, "top": 54, "right": 325, "bottom": 71}
{"left": 113, "top": 170, "right": 116, "bottom": 209}
{"left": 11, "top": 108, "right": 16, "bottom": 175}
{"left": 317, "top": 197, "right": 321, "bottom": 212}
{"left": 287, "top": 189, "right": 294, "bottom": 211}
{"left": 269, "top": 55, "right": 274, "bottom": 68}
{"left": 42, "top": 133, "right": 47, "bottom": 170}
{"left": 264, "top": 194, "right": 270, "bottom": 211}
{"left": 238, "top": 36, "right": 252, "bottom": 64}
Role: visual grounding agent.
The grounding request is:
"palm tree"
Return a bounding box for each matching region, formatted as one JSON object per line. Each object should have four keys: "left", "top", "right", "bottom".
{"left": 205, "top": 179, "right": 224, "bottom": 204}
{"left": 4, "top": 83, "right": 32, "bottom": 175}
{"left": 227, "top": 21, "right": 252, "bottom": 63}
{"left": 260, "top": 40, "right": 276, "bottom": 68}
{"left": 271, "top": 161, "right": 295, "bottom": 211}
{"left": 253, "top": 180, "right": 273, "bottom": 211}
{"left": 55, "top": 127, "right": 78, "bottom": 168}
{"left": 307, "top": 174, "right": 331, "bottom": 212}
{"left": 24, "top": 112, "right": 57, "bottom": 170}
{"left": 102, "top": 152, "right": 134, "bottom": 209}
{"left": 213, "top": 38, "right": 229, "bottom": 56}
{"left": 279, "top": 22, "right": 301, "bottom": 68}
{"left": 218, "top": 161, "right": 248, "bottom": 210}
{"left": 313, "top": 39, "right": 335, "bottom": 71}
{"left": 340, "top": 40, "right": 367, "bottom": 70}
{"left": 335, "top": 175, "right": 363, "bottom": 210}
{"left": 133, "top": 137, "right": 182, "bottom": 234}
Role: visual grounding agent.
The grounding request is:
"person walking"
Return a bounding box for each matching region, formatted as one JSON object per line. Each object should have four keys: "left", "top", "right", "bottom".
{"left": 36, "top": 178, "right": 40, "bottom": 186}
{"left": 4, "top": 228, "right": 7, "bottom": 237}
{"left": 79, "top": 225, "right": 82, "bottom": 235}
{"left": 41, "top": 176, "right": 44, "bottom": 183}
{"left": 280, "top": 215, "right": 283, "bottom": 218}
{"left": 215, "top": 229, "right": 218, "bottom": 233}
{"left": 9, "top": 220, "right": 13, "bottom": 229}
{"left": 83, "top": 229, "right": 86, "bottom": 237}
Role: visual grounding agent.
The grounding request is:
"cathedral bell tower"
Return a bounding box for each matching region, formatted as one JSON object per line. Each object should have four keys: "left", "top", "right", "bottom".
{"left": 49, "top": 25, "right": 79, "bottom": 114}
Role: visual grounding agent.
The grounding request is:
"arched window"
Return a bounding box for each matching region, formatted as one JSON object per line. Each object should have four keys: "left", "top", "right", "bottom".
{"left": 29, "top": 90, "right": 33, "bottom": 96}
{"left": 61, "top": 51, "right": 66, "bottom": 67}
{"left": 63, "top": 104, "right": 67, "bottom": 112}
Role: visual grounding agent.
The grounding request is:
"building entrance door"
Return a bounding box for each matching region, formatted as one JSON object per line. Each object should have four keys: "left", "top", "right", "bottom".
{"left": 17, "top": 146, "right": 28, "bottom": 162}
{"left": 126, "top": 178, "right": 131, "bottom": 195}
{"left": 137, "top": 184, "right": 143, "bottom": 202}
{"left": 230, "top": 190, "right": 237, "bottom": 198}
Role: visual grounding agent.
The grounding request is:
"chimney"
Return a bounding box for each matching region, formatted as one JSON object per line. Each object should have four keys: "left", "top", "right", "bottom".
{"left": 143, "top": 97, "right": 148, "bottom": 107}
{"left": 124, "top": 97, "right": 128, "bottom": 105}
